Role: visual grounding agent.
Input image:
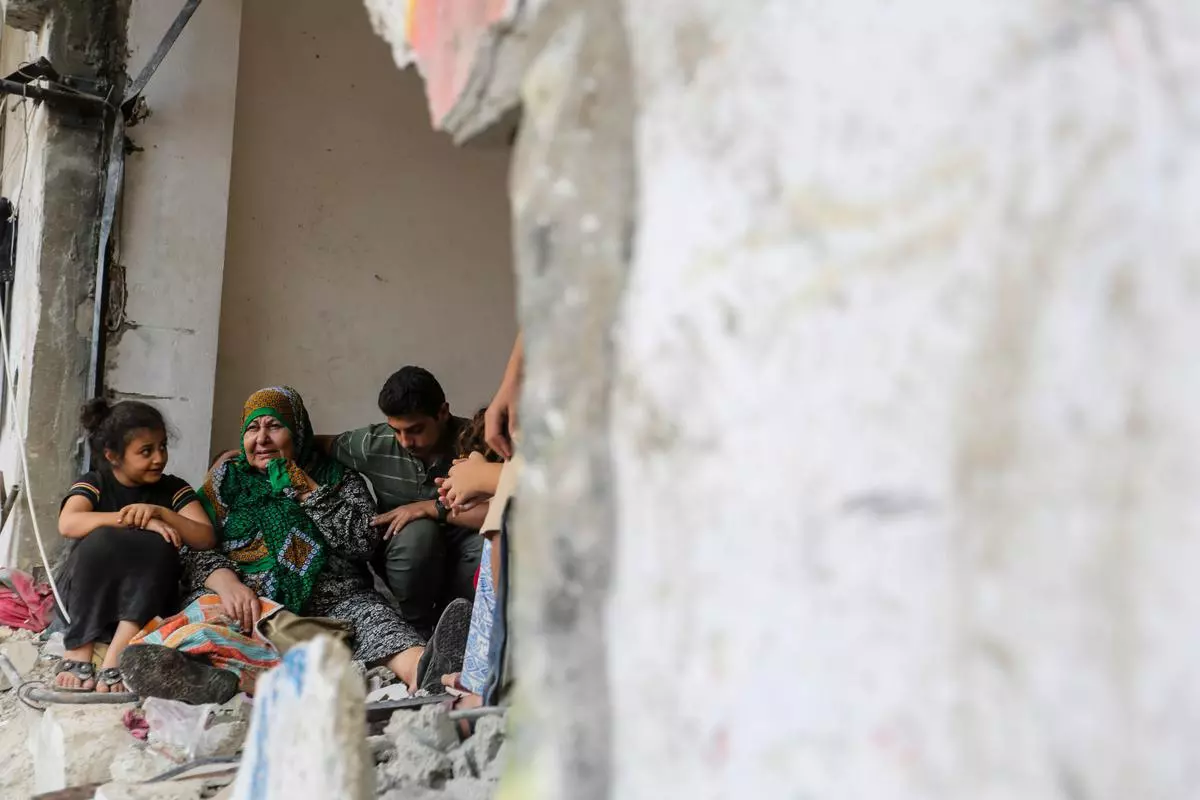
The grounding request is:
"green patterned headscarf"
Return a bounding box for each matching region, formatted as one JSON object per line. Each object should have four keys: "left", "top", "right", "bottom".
{"left": 199, "top": 386, "right": 345, "bottom": 613}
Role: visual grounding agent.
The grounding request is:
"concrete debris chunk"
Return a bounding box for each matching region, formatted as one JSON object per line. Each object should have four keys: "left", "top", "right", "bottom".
{"left": 33, "top": 702, "right": 138, "bottom": 794}
{"left": 377, "top": 731, "right": 454, "bottom": 792}
{"left": 229, "top": 636, "right": 372, "bottom": 800}
{"left": 385, "top": 703, "right": 458, "bottom": 752}
{"left": 0, "top": 639, "right": 38, "bottom": 689}
{"left": 465, "top": 715, "right": 505, "bottom": 772}
{"left": 109, "top": 743, "right": 181, "bottom": 783}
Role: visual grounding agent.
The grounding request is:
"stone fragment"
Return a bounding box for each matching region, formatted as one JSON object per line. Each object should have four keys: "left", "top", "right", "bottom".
{"left": 229, "top": 636, "right": 372, "bottom": 800}
{"left": 33, "top": 703, "right": 137, "bottom": 794}
{"left": 384, "top": 703, "right": 458, "bottom": 752}
{"left": 465, "top": 714, "right": 505, "bottom": 772}
{"left": 0, "top": 639, "right": 37, "bottom": 689}
{"left": 377, "top": 732, "right": 453, "bottom": 792}
{"left": 109, "top": 743, "right": 181, "bottom": 783}
{"left": 367, "top": 733, "right": 394, "bottom": 763}
{"left": 450, "top": 744, "right": 479, "bottom": 779}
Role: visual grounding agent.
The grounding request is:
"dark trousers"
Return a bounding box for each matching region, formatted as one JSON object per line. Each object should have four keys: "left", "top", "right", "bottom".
{"left": 374, "top": 518, "right": 482, "bottom": 637}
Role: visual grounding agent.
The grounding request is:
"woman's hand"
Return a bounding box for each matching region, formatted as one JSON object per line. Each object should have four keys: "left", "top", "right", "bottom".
{"left": 206, "top": 568, "right": 261, "bottom": 633}
{"left": 144, "top": 518, "right": 181, "bottom": 549}
{"left": 118, "top": 503, "right": 162, "bottom": 529}
{"left": 371, "top": 500, "right": 436, "bottom": 540}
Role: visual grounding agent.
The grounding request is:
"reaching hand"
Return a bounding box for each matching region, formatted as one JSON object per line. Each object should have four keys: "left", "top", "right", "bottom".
{"left": 441, "top": 452, "right": 493, "bottom": 510}
{"left": 119, "top": 503, "right": 162, "bottom": 530}
{"left": 144, "top": 518, "right": 181, "bottom": 548}
{"left": 485, "top": 376, "right": 519, "bottom": 460}
{"left": 371, "top": 501, "right": 435, "bottom": 540}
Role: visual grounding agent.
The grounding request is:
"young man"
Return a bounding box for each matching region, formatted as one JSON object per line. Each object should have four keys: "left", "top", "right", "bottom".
{"left": 323, "top": 366, "right": 485, "bottom": 636}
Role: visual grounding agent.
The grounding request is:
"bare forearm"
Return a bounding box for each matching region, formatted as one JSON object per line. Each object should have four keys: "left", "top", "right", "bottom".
{"left": 502, "top": 332, "right": 523, "bottom": 391}
{"left": 158, "top": 508, "right": 216, "bottom": 550}
{"left": 204, "top": 567, "right": 242, "bottom": 593}
{"left": 58, "top": 511, "right": 124, "bottom": 539}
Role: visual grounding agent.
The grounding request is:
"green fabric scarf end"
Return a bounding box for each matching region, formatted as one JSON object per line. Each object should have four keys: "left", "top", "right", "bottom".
{"left": 266, "top": 458, "right": 293, "bottom": 494}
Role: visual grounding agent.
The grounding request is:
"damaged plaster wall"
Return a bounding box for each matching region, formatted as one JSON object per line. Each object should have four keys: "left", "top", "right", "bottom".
{"left": 372, "top": 0, "right": 1200, "bottom": 798}
{"left": 105, "top": 0, "right": 242, "bottom": 483}
{"left": 0, "top": 0, "right": 122, "bottom": 569}
{"left": 211, "top": 0, "right": 515, "bottom": 453}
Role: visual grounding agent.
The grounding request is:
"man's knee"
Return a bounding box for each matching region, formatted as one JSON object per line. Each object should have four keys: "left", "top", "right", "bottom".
{"left": 384, "top": 517, "right": 442, "bottom": 564}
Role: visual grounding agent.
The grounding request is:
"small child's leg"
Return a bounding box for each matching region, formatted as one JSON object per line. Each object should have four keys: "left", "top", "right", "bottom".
{"left": 54, "top": 642, "right": 96, "bottom": 690}
{"left": 95, "top": 620, "right": 140, "bottom": 693}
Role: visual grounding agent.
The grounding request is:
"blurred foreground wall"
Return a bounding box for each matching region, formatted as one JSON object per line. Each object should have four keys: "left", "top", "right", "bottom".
{"left": 368, "top": 1, "right": 1200, "bottom": 798}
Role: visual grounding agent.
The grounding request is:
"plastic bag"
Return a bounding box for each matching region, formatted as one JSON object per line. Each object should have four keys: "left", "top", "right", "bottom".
{"left": 143, "top": 695, "right": 252, "bottom": 760}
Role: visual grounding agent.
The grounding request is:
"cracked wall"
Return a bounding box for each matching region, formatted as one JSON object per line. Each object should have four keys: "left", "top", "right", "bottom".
{"left": 0, "top": 0, "right": 124, "bottom": 568}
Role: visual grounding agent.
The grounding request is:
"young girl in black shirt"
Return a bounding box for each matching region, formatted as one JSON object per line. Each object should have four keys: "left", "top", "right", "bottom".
{"left": 54, "top": 399, "right": 215, "bottom": 693}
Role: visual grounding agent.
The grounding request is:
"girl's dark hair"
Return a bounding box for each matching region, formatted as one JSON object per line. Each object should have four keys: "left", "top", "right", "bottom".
{"left": 457, "top": 408, "right": 503, "bottom": 463}
{"left": 81, "top": 398, "right": 167, "bottom": 459}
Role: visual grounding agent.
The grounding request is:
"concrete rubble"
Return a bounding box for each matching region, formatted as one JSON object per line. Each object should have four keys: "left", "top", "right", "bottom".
{"left": 229, "top": 636, "right": 374, "bottom": 800}
{"left": 375, "top": 705, "right": 505, "bottom": 799}
{"left": 0, "top": 627, "right": 503, "bottom": 799}
{"left": 34, "top": 702, "right": 141, "bottom": 793}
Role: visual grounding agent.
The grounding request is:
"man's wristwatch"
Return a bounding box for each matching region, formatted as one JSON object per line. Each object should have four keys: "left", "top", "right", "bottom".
{"left": 434, "top": 497, "right": 449, "bottom": 523}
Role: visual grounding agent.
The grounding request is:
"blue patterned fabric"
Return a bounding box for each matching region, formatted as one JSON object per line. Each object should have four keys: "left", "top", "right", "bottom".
{"left": 460, "top": 537, "right": 495, "bottom": 694}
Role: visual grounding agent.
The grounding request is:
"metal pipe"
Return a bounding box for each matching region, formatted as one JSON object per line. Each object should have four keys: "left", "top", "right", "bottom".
{"left": 22, "top": 684, "right": 139, "bottom": 705}
{"left": 0, "top": 78, "right": 107, "bottom": 111}
{"left": 448, "top": 705, "right": 505, "bottom": 722}
{"left": 1, "top": 652, "right": 139, "bottom": 705}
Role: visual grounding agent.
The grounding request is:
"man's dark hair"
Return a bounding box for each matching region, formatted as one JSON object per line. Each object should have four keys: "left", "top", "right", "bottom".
{"left": 378, "top": 366, "right": 446, "bottom": 418}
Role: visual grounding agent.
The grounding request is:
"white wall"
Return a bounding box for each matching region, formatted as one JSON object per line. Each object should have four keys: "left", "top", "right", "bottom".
{"left": 109, "top": 0, "right": 243, "bottom": 484}
{"left": 211, "top": 0, "right": 515, "bottom": 452}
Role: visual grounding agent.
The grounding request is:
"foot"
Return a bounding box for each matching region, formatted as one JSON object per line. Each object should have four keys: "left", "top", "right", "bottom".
{"left": 96, "top": 667, "right": 127, "bottom": 694}
{"left": 120, "top": 644, "right": 240, "bottom": 705}
{"left": 388, "top": 646, "right": 424, "bottom": 691}
{"left": 53, "top": 657, "right": 96, "bottom": 692}
{"left": 415, "top": 598, "right": 472, "bottom": 694}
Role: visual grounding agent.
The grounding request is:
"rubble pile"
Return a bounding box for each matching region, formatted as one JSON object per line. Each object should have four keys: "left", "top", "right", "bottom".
{"left": 373, "top": 705, "right": 505, "bottom": 800}
{"left": 0, "top": 628, "right": 504, "bottom": 799}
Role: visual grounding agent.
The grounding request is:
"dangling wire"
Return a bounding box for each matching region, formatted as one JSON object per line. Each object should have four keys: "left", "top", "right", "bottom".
{"left": 0, "top": 93, "right": 70, "bottom": 623}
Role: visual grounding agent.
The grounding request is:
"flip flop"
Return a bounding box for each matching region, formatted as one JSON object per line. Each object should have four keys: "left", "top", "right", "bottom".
{"left": 52, "top": 659, "right": 96, "bottom": 693}
{"left": 96, "top": 667, "right": 127, "bottom": 694}
{"left": 415, "top": 598, "right": 472, "bottom": 694}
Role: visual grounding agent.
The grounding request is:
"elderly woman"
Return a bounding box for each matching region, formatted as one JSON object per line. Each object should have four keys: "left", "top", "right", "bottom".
{"left": 127, "top": 386, "right": 428, "bottom": 697}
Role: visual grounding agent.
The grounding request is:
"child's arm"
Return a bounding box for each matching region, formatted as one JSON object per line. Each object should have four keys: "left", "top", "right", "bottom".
{"left": 116, "top": 501, "right": 216, "bottom": 550}
{"left": 156, "top": 501, "right": 216, "bottom": 550}
{"left": 441, "top": 453, "right": 504, "bottom": 510}
{"left": 58, "top": 495, "right": 126, "bottom": 539}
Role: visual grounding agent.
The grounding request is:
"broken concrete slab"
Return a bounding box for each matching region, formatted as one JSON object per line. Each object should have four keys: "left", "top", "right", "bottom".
{"left": 109, "top": 743, "right": 181, "bottom": 783}
{"left": 33, "top": 702, "right": 137, "bottom": 794}
{"left": 376, "top": 731, "right": 454, "bottom": 793}
{"left": 464, "top": 715, "right": 504, "bottom": 773}
{"left": 0, "top": 638, "right": 38, "bottom": 689}
{"left": 230, "top": 636, "right": 372, "bottom": 800}
{"left": 385, "top": 703, "right": 459, "bottom": 752}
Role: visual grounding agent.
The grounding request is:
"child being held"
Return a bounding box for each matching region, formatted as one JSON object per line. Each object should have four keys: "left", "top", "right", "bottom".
{"left": 54, "top": 399, "right": 215, "bottom": 693}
